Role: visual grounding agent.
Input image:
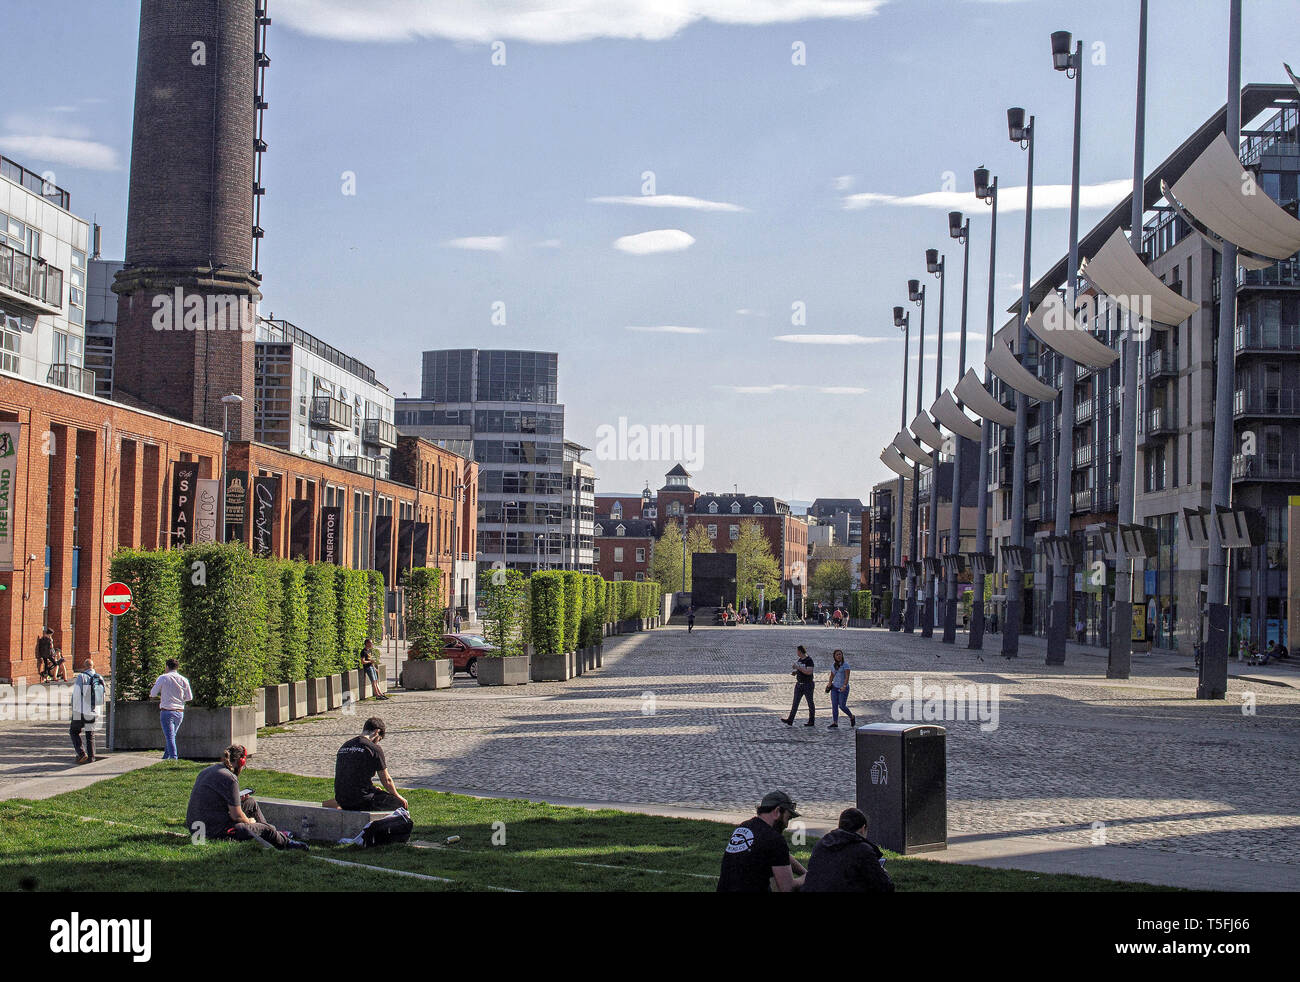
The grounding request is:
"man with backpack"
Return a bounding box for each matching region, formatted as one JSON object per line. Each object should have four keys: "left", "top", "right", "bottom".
{"left": 70, "top": 656, "right": 106, "bottom": 764}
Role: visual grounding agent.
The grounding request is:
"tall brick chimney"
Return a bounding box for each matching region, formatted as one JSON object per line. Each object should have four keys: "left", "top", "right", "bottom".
{"left": 112, "top": 0, "right": 263, "bottom": 439}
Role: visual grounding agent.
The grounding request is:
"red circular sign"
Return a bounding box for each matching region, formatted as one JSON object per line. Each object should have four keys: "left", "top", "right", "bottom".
{"left": 102, "top": 582, "right": 133, "bottom": 616}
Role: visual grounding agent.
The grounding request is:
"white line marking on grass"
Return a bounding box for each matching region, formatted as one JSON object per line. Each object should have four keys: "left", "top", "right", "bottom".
{"left": 312, "top": 855, "right": 520, "bottom": 891}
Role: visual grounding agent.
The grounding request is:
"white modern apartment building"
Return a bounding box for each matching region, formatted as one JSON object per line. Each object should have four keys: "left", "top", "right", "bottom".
{"left": 0, "top": 156, "right": 93, "bottom": 395}
{"left": 254, "top": 317, "right": 397, "bottom": 478}
{"left": 561, "top": 440, "right": 595, "bottom": 571}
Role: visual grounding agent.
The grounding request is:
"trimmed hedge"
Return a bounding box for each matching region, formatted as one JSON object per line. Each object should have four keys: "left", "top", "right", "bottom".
{"left": 529, "top": 571, "right": 566, "bottom": 656}
{"left": 366, "top": 569, "right": 385, "bottom": 642}
{"left": 303, "top": 563, "right": 340, "bottom": 677}
{"left": 108, "top": 549, "right": 183, "bottom": 702}
{"left": 561, "top": 572, "right": 582, "bottom": 653}
{"left": 278, "top": 561, "right": 309, "bottom": 685}
{"left": 261, "top": 560, "right": 285, "bottom": 684}
{"left": 335, "top": 567, "right": 370, "bottom": 669}
{"left": 585, "top": 574, "right": 605, "bottom": 647}
{"left": 404, "top": 566, "right": 444, "bottom": 659}
{"left": 478, "top": 567, "right": 528, "bottom": 658}
{"left": 849, "top": 590, "right": 873, "bottom": 621}
{"left": 179, "top": 543, "right": 268, "bottom": 708}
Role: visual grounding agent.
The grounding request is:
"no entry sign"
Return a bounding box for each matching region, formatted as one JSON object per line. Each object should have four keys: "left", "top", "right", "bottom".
{"left": 102, "top": 582, "right": 133, "bottom": 616}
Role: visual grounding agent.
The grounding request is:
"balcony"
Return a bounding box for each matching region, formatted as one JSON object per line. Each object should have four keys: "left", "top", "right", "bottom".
{"left": 310, "top": 394, "right": 352, "bottom": 431}
{"left": 1, "top": 154, "right": 71, "bottom": 209}
{"left": 1237, "top": 258, "right": 1300, "bottom": 291}
{"left": 1076, "top": 361, "right": 1092, "bottom": 380}
{"left": 362, "top": 417, "right": 398, "bottom": 448}
{"left": 0, "top": 241, "right": 63, "bottom": 314}
{"left": 1094, "top": 487, "right": 1118, "bottom": 512}
{"left": 1234, "top": 323, "right": 1300, "bottom": 354}
{"left": 1075, "top": 399, "right": 1094, "bottom": 425}
{"left": 1233, "top": 388, "right": 1300, "bottom": 419}
{"left": 1027, "top": 423, "right": 1042, "bottom": 444}
{"left": 339, "top": 455, "right": 377, "bottom": 477}
{"left": 1142, "top": 407, "right": 1175, "bottom": 442}
{"left": 46, "top": 363, "right": 95, "bottom": 395}
{"left": 1027, "top": 462, "right": 1042, "bottom": 483}
{"left": 1072, "top": 488, "right": 1094, "bottom": 512}
{"left": 1233, "top": 452, "right": 1300, "bottom": 482}
{"left": 1073, "top": 444, "right": 1093, "bottom": 469}
{"left": 1027, "top": 501, "right": 1042, "bottom": 522}
{"left": 1146, "top": 349, "right": 1176, "bottom": 379}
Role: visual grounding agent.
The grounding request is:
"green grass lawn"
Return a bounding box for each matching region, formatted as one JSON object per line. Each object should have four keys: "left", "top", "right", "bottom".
{"left": 0, "top": 764, "right": 1172, "bottom": 892}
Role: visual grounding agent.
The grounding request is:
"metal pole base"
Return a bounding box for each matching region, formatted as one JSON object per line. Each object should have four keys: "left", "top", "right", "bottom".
{"left": 942, "top": 598, "right": 956, "bottom": 643}
{"left": 968, "top": 603, "right": 985, "bottom": 650}
{"left": 904, "top": 588, "right": 916, "bottom": 633}
{"left": 921, "top": 598, "right": 934, "bottom": 638}
{"left": 1001, "top": 581, "right": 1021, "bottom": 657}
{"left": 1045, "top": 599, "right": 1068, "bottom": 665}
{"left": 1106, "top": 600, "right": 1132, "bottom": 679}
{"left": 1198, "top": 602, "right": 1229, "bottom": 700}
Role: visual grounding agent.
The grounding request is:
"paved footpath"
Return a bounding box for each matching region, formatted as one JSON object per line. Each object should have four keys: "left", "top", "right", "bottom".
{"left": 248, "top": 622, "right": 1300, "bottom": 890}
{"left": 5, "top": 623, "right": 1297, "bottom": 889}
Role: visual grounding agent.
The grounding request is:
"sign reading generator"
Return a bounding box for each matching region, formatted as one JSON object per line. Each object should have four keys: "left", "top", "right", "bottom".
{"left": 0, "top": 422, "right": 19, "bottom": 572}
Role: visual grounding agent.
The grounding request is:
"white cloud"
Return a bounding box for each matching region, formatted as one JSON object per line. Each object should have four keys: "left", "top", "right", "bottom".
{"left": 625, "top": 325, "right": 707, "bottom": 334}
{"left": 534, "top": 238, "right": 562, "bottom": 248}
{"left": 589, "top": 194, "right": 746, "bottom": 212}
{"left": 773, "top": 334, "right": 898, "bottom": 345}
{"left": 614, "top": 229, "right": 695, "bottom": 255}
{"left": 275, "top": 0, "right": 888, "bottom": 44}
{"left": 0, "top": 134, "right": 120, "bottom": 171}
{"left": 444, "top": 235, "right": 508, "bottom": 251}
{"left": 843, "top": 179, "right": 1130, "bottom": 213}
{"left": 716, "top": 383, "right": 868, "bottom": 395}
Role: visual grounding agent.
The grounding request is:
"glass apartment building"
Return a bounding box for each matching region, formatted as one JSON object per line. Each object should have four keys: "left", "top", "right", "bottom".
{"left": 396, "top": 349, "right": 569, "bottom": 575}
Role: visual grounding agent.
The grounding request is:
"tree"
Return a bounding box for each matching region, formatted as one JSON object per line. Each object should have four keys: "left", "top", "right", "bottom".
{"left": 650, "top": 520, "right": 685, "bottom": 595}
{"left": 810, "top": 559, "right": 852, "bottom": 605}
{"left": 732, "top": 522, "right": 781, "bottom": 611}
{"left": 478, "top": 568, "right": 528, "bottom": 658}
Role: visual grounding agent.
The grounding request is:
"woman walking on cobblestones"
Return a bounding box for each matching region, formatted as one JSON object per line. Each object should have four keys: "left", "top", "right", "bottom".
{"left": 826, "top": 649, "right": 856, "bottom": 729}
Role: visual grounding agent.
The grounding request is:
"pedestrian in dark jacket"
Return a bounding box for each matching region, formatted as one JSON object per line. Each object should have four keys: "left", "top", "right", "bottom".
{"left": 803, "top": 807, "right": 895, "bottom": 893}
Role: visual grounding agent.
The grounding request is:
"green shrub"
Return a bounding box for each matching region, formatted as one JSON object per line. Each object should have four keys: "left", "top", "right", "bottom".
{"left": 586, "top": 574, "right": 606, "bottom": 647}
{"left": 403, "top": 566, "right": 444, "bottom": 659}
{"left": 366, "top": 569, "right": 386, "bottom": 642}
{"left": 879, "top": 590, "right": 893, "bottom": 621}
{"left": 278, "top": 561, "right": 309, "bottom": 683}
{"left": 179, "top": 543, "right": 268, "bottom": 708}
{"left": 849, "top": 590, "right": 873, "bottom": 621}
{"left": 618, "top": 581, "right": 637, "bottom": 620}
{"left": 261, "top": 560, "right": 285, "bottom": 684}
{"left": 108, "top": 549, "right": 183, "bottom": 702}
{"left": 478, "top": 567, "right": 528, "bottom": 657}
{"left": 562, "top": 572, "right": 582, "bottom": 652}
{"left": 336, "top": 567, "right": 369, "bottom": 669}
{"left": 529, "top": 570, "right": 566, "bottom": 655}
{"left": 303, "top": 563, "right": 340, "bottom": 677}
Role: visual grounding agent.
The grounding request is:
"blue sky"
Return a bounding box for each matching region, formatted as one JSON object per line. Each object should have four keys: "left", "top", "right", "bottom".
{"left": 7, "top": 0, "right": 1300, "bottom": 504}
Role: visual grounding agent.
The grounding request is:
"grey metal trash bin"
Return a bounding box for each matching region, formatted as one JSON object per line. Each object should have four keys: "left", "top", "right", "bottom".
{"left": 855, "top": 722, "right": 947, "bottom": 854}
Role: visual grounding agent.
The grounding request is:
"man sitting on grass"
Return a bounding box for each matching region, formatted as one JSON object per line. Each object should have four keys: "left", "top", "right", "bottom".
{"left": 802, "top": 807, "right": 894, "bottom": 893}
{"left": 184, "top": 744, "right": 307, "bottom": 851}
{"left": 334, "top": 717, "right": 408, "bottom": 813}
{"left": 717, "top": 790, "right": 807, "bottom": 893}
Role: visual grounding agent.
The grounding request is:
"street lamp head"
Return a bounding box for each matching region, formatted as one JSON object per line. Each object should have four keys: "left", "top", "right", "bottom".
{"left": 221, "top": 393, "right": 244, "bottom": 405}
{"left": 908, "top": 278, "right": 922, "bottom": 303}
{"left": 893, "top": 305, "right": 906, "bottom": 328}
{"left": 948, "top": 211, "right": 966, "bottom": 241}
{"left": 925, "top": 248, "right": 941, "bottom": 274}
{"left": 974, "top": 166, "right": 992, "bottom": 202}
{"left": 1007, "top": 107, "right": 1030, "bottom": 146}
{"left": 1051, "top": 31, "right": 1075, "bottom": 74}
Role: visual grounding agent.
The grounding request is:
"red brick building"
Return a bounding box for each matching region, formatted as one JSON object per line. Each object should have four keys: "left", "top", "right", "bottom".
{"left": 0, "top": 374, "right": 474, "bottom": 684}
{"left": 592, "top": 517, "right": 655, "bottom": 582}
{"left": 683, "top": 494, "right": 808, "bottom": 595}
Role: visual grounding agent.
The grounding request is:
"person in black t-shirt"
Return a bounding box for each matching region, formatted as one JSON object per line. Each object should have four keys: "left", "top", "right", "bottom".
{"left": 782, "top": 645, "right": 816, "bottom": 726}
{"left": 717, "top": 791, "right": 806, "bottom": 892}
{"left": 334, "top": 717, "right": 408, "bottom": 812}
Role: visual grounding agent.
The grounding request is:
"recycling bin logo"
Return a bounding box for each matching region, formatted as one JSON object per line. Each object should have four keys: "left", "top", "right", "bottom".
{"left": 869, "top": 755, "right": 889, "bottom": 786}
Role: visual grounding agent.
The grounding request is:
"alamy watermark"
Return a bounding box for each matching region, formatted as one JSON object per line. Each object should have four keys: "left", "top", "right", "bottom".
{"left": 889, "top": 675, "right": 1001, "bottom": 732}
{"left": 151, "top": 288, "right": 256, "bottom": 333}
{"left": 594, "top": 416, "right": 704, "bottom": 471}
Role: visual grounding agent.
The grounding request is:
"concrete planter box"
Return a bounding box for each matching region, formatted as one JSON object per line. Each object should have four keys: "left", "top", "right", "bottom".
{"left": 253, "top": 688, "right": 266, "bottom": 728}
{"left": 288, "top": 680, "right": 308, "bottom": 720}
{"left": 341, "top": 670, "right": 362, "bottom": 708}
{"left": 108, "top": 701, "right": 257, "bottom": 757}
{"left": 401, "top": 658, "right": 452, "bottom": 690}
{"left": 530, "top": 651, "right": 574, "bottom": 682}
{"left": 264, "top": 684, "right": 290, "bottom": 725}
{"left": 306, "top": 677, "right": 328, "bottom": 716}
{"left": 377, "top": 663, "right": 387, "bottom": 694}
{"left": 326, "top": 674, "right": 344, "bottom": 710}
{"left": 176, "top": 705, "right": 257, "bottom": 759}
{"left": 477, "top": 654, "right": 530, "bottom": 686}
{"left": 596, "top": 645, "right": 604, "bottom": 668}
{"left": 571, "top": 649, "right": 583, "bottom": 677}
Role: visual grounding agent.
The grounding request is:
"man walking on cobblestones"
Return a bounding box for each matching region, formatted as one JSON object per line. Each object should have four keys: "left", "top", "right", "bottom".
{"left": 783, "top": 645, "right": 816, "bottom": 727}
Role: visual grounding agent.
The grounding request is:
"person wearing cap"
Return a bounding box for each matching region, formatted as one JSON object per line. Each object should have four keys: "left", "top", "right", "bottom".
{"left": 184, "top": 745, "right": 305, "bottom": 850}
{"left": 802, "top": 807, "right": 894, "bottom": 893}
{"left": 717, "top": 791, "right": 807, "bottom": 892}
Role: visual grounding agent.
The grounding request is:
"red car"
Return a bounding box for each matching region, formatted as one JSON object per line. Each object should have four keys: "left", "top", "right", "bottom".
{"left": 441, "top": 634, "right": 497, "bottom": 678}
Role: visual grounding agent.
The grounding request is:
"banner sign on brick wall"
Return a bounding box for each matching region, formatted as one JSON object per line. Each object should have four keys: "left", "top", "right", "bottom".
{"left": 0, "top": 422, "right": 19, "bottom": 572}
{"left": 320, "top": 506, "right": 342, "bottom": 565}
{"left": 169, "top": 461, "right": 200, "bottom": 547}
{"left": 289, "top": 498, "right": 312, "bottom": 560}
{"left": 194, "top": 478, "right": 220, "bottom": 543}
{"left": 224, "top": 469, "right": 247, "bottom": 543}
{"left": 251, "top": 475, "right": 281, "bottom": 558}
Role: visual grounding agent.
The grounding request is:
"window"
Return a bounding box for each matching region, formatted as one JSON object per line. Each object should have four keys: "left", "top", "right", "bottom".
{"left": 636, "top": 547, "right": 645, "bottom": 562}
{"left": 669, "top": 501, "right": 682, "bottom": 516}
{"left": 635, "top": 572, "right": 645, "bottom": 582}
{"left": 611, "top": 502, "right": 622, "bottom": 518}
{"left": 593, "top": 547, "right": 600, "bottom": 562}
{"left": 707, "top": 524, "right": 717, "bottom": 539}
{"left": 754, "top": 502, "right": 764, "bottom": 514}
{"left": 614, "top": 547, "right": 624, "bottom": 562}
{"left": 614, "top": 571, "right": 624, "bottom": 581}
{"left": 708, "top": 501, "right": 718, "bottom": 514}
{"left": 616, "top": 524, "right": 625, "bottom": 536}
{"left": 730, "top": 501, "right": 741, "bottom": 514}
{"left": 729, "top": 524, "right": 739, "bottom": 540}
